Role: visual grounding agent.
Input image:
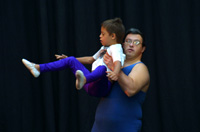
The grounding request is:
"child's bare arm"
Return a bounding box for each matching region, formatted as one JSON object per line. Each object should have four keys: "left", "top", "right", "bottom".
{"left": 55, "top": 54, "right": 95, "bottom": 64}
{"left": 113, "top": 61, "right": 121, "bottom": 74}
{"left": 106, "top": 61, "right": 121, "bottom": 81}
{"left": 76, "top": 56, "right": 95, "bottom": 64}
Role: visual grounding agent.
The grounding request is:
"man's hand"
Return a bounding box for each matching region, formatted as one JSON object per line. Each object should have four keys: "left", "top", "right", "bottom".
{"left": 55, "top": 54, "right": 68, "bottom": 60}
{"left": 106, "top": 71, "right": 119, "bottom": 81}
{"left": 103, "top": 52, "right": 114, "bottom": 71}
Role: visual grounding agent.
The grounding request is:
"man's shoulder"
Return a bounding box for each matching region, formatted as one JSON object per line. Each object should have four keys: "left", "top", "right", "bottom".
{"left": 131, "top": 62, "right": 148, "bottom": 71}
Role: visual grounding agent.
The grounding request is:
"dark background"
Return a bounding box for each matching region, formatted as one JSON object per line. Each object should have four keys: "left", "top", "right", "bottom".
{"left": 1, "top": 0, "right": 200, "bottom": 132}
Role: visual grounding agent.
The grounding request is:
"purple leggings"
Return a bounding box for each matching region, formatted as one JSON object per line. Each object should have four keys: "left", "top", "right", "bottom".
{"left": 40, "top": 56, "right": 111, "bottom": 97}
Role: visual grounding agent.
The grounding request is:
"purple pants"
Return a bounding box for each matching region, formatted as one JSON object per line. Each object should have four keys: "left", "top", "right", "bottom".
{"left": 40, "top": 56, "right": 111, "bottom": 97}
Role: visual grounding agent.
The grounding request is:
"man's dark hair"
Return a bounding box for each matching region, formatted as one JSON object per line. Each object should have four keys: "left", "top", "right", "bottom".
{"left": 124, "top": 28, "right": 145, "bottom": 47}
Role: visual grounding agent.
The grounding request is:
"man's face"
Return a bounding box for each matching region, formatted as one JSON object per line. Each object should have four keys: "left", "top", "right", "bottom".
{"left": 99, "top": 27, "right": 113, "bottom": 46}
{"left": 123, "top": 34, "right": 145, "bottom": 59}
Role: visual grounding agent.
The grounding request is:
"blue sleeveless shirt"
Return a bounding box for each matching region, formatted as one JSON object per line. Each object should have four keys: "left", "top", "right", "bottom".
{"left": 92, "top": 62, "right": 146, "bottom": 132}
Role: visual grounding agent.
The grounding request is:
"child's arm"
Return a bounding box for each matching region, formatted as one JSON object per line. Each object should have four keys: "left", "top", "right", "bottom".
{"left": 76, "top": 56, "right": 95, "bottom": 64}
{"left": 106, "top": 61, "right": 121, "bottom": 81}
{"left": 55, "top": 54, "right": 68, "bottom": 59}
{"left": 55, "top": 54, "right": 95, "bottom": 65}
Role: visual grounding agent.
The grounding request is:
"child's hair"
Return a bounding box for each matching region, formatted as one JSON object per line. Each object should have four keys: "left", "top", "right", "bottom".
{"left": 101, "top": 18, "right": 125, "bottom": 44}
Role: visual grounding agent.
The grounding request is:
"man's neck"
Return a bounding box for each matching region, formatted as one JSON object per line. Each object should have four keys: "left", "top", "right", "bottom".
{"left": 124, "top": 56, "right": 142, "bottom": 67}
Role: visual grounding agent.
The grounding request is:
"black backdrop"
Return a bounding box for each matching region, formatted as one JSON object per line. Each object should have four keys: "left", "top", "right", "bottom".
{"left": 1, "top": 0, "right": 200, "bottom": 132}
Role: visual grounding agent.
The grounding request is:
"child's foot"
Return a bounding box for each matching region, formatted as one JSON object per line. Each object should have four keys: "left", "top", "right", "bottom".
{"left": 22, "top": 58, "right": 40, "bottom": 78}
{"left": 75, "top": 70, "right": 86, "bottom": 90}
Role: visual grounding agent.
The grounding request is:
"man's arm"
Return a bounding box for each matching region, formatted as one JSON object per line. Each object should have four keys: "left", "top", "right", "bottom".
{"left": 104, "top": 52, "right": 150, "bottom": 97}
{"left": 117, "top": 64, "right": 150, "bottom": 97}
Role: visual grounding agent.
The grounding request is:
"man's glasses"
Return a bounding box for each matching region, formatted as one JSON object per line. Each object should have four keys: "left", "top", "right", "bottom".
{"left": 124, "top": 39, "right": 141, "bottom": 46}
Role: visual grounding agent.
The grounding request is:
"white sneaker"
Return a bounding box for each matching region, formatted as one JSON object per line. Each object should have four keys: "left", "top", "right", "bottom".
{"left": 75, "top": 70, "right": 86, "bottom": 90}
{"left": 22, "top": 58, "right": 40, "bottom": 78}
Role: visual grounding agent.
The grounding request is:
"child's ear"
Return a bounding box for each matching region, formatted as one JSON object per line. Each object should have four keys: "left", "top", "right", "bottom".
{"left": 111, "top": 33, "right": 116, "bottom": 40}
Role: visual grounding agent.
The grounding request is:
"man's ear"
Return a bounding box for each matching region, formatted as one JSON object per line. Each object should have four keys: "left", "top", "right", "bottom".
{"left": 141, "top": 46, "right": 146, "bottom": 53}
{"left": 111, "top": 33, "right": 116, "bottom": 40}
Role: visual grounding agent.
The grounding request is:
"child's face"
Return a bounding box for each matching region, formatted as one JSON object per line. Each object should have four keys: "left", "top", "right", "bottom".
{"left": 99, "top": 27, "right": 113, "bottom": 46}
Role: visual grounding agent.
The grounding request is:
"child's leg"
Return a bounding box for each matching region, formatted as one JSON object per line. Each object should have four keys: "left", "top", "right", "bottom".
{"left": 84, "top": 76, "right": 112, "bottom": 97}
{"left": 78, "top": 66, "right": 112, "bottom": 97}
{"left": 39, "top": 56, "right": 90, "bottom": 75}
{"left": 22, "top": 58, "right": 40, "bottom": 77}
{"left": 40, "top": 58, "right": 112, "bottom": 97}
{"left": 22, "top": 57, "right": 90, "bottom": 77}
{"left": 85, "top": 65, "right": 107, "bottom": 83}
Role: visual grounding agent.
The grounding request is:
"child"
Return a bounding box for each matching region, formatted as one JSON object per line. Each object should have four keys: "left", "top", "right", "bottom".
{"left": 22, "top": 18, "right": 125, "bottom": 97}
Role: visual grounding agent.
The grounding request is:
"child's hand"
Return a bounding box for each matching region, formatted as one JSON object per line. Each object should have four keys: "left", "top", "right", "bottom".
{"left": 106, "top": 71, "right": 119, "bottom": 81}
{"left": 55, "top": 54, "right": 68, "bottom": 60}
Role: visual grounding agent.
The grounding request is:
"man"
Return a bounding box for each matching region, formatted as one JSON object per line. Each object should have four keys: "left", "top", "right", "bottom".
{"left": 92, "top": 28, "right": 150, "bottom": 132}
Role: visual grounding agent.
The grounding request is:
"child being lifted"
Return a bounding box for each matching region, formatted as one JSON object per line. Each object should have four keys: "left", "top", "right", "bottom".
{"left": 22, "top": 18, "right": 125, "bottom": 97}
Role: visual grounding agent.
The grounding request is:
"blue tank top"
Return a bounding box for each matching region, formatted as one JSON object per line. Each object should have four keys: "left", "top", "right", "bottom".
{"left": 92, "top": 62, "right": 146, "bottom": 132}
